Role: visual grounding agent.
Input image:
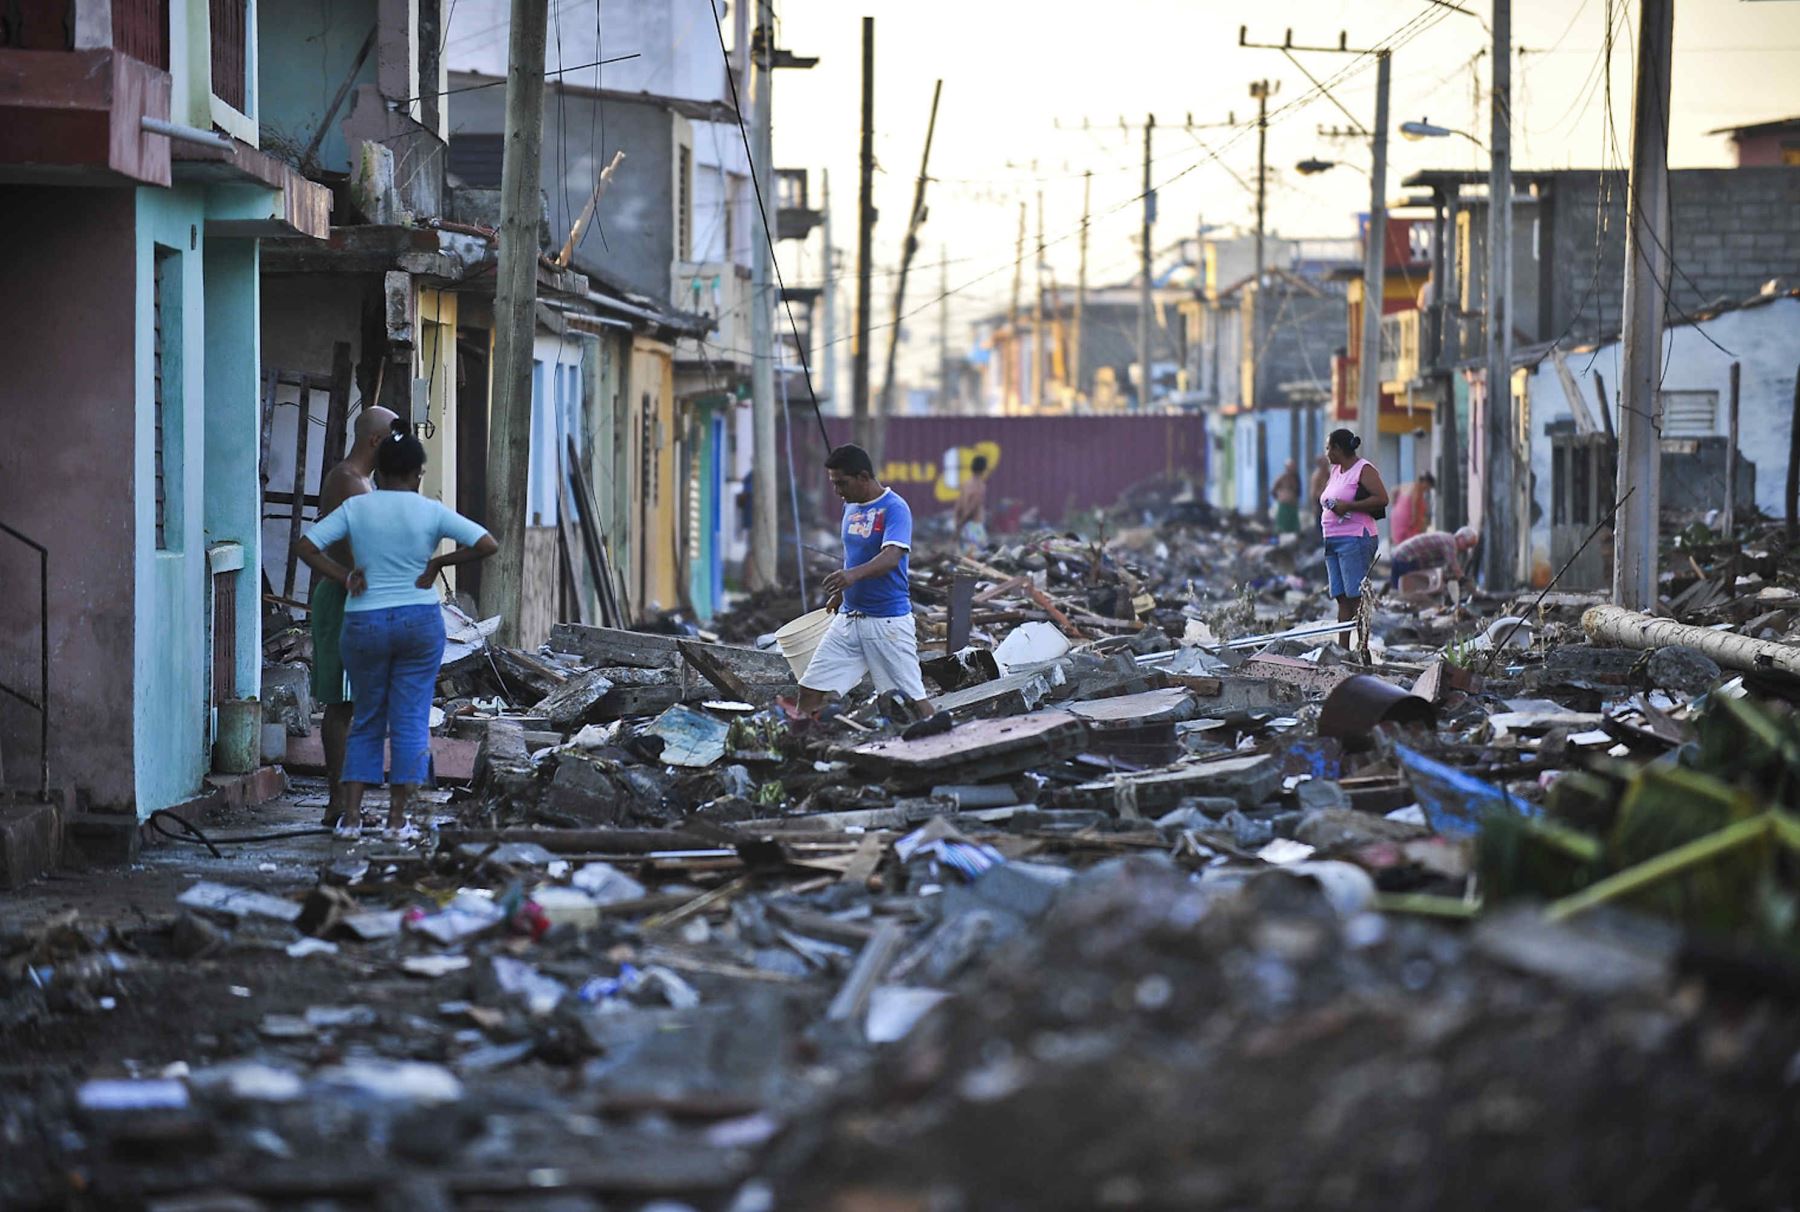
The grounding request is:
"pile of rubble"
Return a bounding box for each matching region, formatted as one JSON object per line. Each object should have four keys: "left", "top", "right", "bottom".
{"left": 10, "top": 513, "right": 1800, "bottom": 1207}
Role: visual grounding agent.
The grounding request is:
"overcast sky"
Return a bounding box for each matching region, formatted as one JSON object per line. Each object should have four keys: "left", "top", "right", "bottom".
{"left": 762, "top": 0, "right": 1800, "bottom": 390}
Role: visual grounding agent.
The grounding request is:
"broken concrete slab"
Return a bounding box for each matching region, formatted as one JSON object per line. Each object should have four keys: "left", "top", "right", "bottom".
{"left": 533, "top": 668, "right": 616, "bottom": 730}
{"left": 847, "top": 711, "right": 1088, "bottom": 788}
{"left": 1066, "top": 686, "right": 1197, "bottom": 727}
{"left": 550, "top": 623, "right": 794, "bottom": 684}
{"left": 929, "top": 665, "right": 1064, "bottom": 720}
{"left": 1173, "top": 674, "right": 1306, "bottom": 719}
{"left": 1235, "top": 653, "right": 1359, "bottom": 697}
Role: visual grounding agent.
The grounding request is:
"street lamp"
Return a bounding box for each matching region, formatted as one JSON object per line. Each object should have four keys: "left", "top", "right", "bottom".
{"left": 1296, "top": 157, "right": 1369, "bottom": 178}
{"left": 1401, "top": 117, "right": 1485, "bottom": 148}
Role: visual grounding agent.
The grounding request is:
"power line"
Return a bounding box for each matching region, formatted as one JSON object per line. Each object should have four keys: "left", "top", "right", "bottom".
{"left": 394, "top": 53, "right": 642, "bottom": 106}
{"left": 706, "top": 0, "right": 829, "bottom": 447}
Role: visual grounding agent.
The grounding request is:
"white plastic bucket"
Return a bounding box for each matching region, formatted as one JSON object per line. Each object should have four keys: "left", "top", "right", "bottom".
{"left": 773, "top": 608, "right": 834, "bottom": 680}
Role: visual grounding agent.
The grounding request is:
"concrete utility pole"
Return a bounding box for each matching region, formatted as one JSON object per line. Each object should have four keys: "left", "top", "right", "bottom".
{"left": 877, "top": 78, "right": 943, "bottom": 431}
{"left": 1612, "top": 0, "right": 1673, "bottom": 609}
{"left": 820, "top": 169, "right": 837, "bottom": 413}
{"left": 1249, "top": 79, "right": 1274, "bottom": 455}
{"left": 1360, "top": 52, "right": 1390, "bottom": 435}
{"left": 1138, "top": 114, "right": 1156, "bottom": 410}
{"left": 1482, "top": 0, "right": 1516, "bottom": 590}
{"left": 1033, "top": 189, "right": 1046, "bottom": 413}
{"left": 1008, "top": 202, "right": 1025, "bottom": 414}
{"left": 747, "top": 0, "right": 778, "bottom": 592}
{"left": 851, "top": 16, "right": 876, "bottom": 450}
{"left": 1073, "top": 169, "right": 1090, "bottom": 406}
{"left": 480, "top": 0, "right": 550, "bottom": 643}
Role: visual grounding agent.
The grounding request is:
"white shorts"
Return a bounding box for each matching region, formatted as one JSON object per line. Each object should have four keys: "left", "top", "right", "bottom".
{"left": 800, "top": 612, "right": 928, "bottom": 701}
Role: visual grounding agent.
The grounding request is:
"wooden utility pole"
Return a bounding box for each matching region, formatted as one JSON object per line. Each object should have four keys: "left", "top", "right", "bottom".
{"left": 851, "top": 17, "right": 876, "bottom": 450}
{"left": 747, "top": 0, "right": 778, "bottom": 592}
{"left": 1483, "top": 0, "right": 1516, "bottom": 589}
{"left": 1725, "top": 361, "right": 1740, "bottom": 538}
{"left": 1008, "top": 202, "right": 1025, "bottom": 414}
{"left": 1033, "top": 189, "right": 1046, "bottom": 413}
{"left": 480, "top": 0, "right": 550, "bottom": 642}
{"left": 1073, "top": 169, "right": 1090, "bottom": 406}
{"left": 1612, "top": 0, "right": 1672, "bottom": 609}
{"left": 877, "top": 78, "right": 943, "bottom": 429}
{"left": 1137, "top": 114, "right": 1155, "bottom": 410}
{"left": 820, "top": 169, "right": 837, "bottom": 411}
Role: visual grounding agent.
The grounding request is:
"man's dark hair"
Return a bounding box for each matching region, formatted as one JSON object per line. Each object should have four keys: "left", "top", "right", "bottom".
{"left": 1419, "top": 471, "right": 1437, "bottom": 487}
{"left": 971, "top": 455, "right": 989, "bottom": 474}
{"left": 825, "top": 444, "right": 875, "bottom": 478}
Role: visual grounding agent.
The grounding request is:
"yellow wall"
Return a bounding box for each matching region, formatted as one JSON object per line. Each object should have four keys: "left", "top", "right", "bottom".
{"left": 629, "top": 338, "right": 680, "bottom": 617}
{"left": 415, "top": 289, "right": 461, "bottom": 586}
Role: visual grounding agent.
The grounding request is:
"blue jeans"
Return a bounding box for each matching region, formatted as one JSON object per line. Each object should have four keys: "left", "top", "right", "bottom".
{"left": 1324, "top": 534, "right": 1379, "bottom": 600}
{"left": 339, "top": 605, "right": 444, "bottom": 786}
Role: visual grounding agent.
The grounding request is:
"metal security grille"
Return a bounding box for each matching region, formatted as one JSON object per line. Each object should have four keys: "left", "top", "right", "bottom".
{"left": 212, "top": 571, "right": 237, "bottom": 705}
{"left": 209, "top": 0, "right": 247, "bottom": 112}
{"left": 678, "top": 145, "right": 693, "bottom": 260}
{"left": 113, "top": 0, "right": 170, "bottom": 69}
{"left": 154, "top": 248, "right": 171, "bottom": 549}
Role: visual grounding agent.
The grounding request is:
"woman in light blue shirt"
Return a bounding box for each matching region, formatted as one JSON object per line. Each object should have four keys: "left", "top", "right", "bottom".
{"left": 296, "top": 420, "right": 497, "bottom": 840}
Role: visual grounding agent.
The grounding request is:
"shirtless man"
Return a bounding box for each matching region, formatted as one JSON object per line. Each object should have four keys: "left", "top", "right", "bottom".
{"left": 312, "top": 405, "right": 398, "bottom": 828}
{"left": 953, "top": 454, "right": 990, "bottom": 553}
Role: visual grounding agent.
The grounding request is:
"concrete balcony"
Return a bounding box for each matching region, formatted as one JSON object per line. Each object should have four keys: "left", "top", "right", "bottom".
{"left": 1378, "top": 309, "right": 1422, "bottom": 393}
{"left": 0, "top": 48, "right": 172, "bottom": 186}
{"left": 672, "top": 260, "right": 754, "bottom": 375}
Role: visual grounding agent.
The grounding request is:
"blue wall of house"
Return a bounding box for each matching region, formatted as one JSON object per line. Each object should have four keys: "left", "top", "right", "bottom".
{"left": 203, "top": 235, "right": 264, "bottom": 708}
{"left": 134, "top": 187, "right": 211, "bottom": 817}
{"left": 258, "top": 0, "right": 379, "bottom": 175}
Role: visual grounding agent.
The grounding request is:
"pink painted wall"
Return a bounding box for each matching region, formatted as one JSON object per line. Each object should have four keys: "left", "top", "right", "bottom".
{"left": 0, "top": 187, "right": 139, "bottom": 809}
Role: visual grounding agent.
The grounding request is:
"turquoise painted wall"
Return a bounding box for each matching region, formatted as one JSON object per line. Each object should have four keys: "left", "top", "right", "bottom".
{"left": 134, "top": 188, "right": 211, "bottom": 817}
{"left": 203, "top": 234, "right": 264, "bottom": 705}
{"left": 259, "top": 0, "right": 379, "bottom": 173}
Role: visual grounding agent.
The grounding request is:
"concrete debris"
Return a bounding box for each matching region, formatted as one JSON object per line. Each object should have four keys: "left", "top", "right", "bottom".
{"left": 16, "top": 490, "right": 1800, "bottom": 1208}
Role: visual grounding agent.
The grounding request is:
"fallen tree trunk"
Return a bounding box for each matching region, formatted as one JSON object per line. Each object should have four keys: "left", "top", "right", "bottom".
{"left": 1581, "top": 605, "right": 1800, "bottom": 677}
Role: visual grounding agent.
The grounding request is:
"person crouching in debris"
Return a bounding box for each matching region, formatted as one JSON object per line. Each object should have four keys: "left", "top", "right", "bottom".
{"left": 1318, "top": 428, "right": 1389, "bottom": 626}
{"left": 953, "top": 453, "right": 991, "bottom": 553}
{"left": 1390, "top": 525, "right": 1479, "bottom": 589}
{"left": 796, "top": 444, "right": 937, "bottom": 725}
{"left": 295, "top": 420, "right": 498, "bottom": 841}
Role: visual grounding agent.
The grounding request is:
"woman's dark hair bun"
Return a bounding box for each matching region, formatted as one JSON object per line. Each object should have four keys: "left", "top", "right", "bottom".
{"left": 389, "top": 418, "right": 410, "bottom": 439}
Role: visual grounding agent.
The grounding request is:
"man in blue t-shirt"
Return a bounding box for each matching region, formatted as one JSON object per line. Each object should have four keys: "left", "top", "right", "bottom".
{"left": 796, "top": 444, "right": 935, "bottom": 720}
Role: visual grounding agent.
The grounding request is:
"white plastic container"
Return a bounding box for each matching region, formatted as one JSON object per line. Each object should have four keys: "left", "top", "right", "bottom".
{"left": 773, "top": 608, "right": 834, "bottom": 680}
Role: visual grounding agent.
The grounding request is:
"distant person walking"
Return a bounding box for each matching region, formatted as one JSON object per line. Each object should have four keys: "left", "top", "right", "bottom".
{"left": 296, "top": 421, "right": 498, "bottom": 841}
{"left": 1390, "top": 470, "right": 1435, "bottom": 546}
{"left": 1318, "top": 428, "right": 1389, "bottom": 624}
{"left": 953, "top": 454, "right": 991, "bottom": 552}
{"left": 1270, "top": 458, "right": 1301, "bottom": 538}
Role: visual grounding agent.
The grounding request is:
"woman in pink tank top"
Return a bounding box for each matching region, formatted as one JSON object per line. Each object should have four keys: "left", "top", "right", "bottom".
{"left": 1318, "top": 428, "right": 1390, "bottom": 624}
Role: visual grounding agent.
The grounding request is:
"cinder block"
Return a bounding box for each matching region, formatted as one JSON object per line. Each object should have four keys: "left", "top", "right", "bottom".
{"left": 0, "top": 797, "right": 63, "bottom": 888}
{"left": 63, "top": 810, "right": 140, "bottom": 867}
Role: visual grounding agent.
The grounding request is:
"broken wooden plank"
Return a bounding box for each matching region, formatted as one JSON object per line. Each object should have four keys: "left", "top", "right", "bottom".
{"left": 848, "top": 710, "right": 1089, "bottom": 788}
{"left": 678, "top": 639, "right": 757, "bottom": 702}
{"left": 1055, "top": 753, "right": 1283, "bottom": 814}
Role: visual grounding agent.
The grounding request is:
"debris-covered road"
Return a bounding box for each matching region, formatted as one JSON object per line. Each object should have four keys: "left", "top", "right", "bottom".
{"left": 7, "top": 490, "right": 1800, "bottom": 1210}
